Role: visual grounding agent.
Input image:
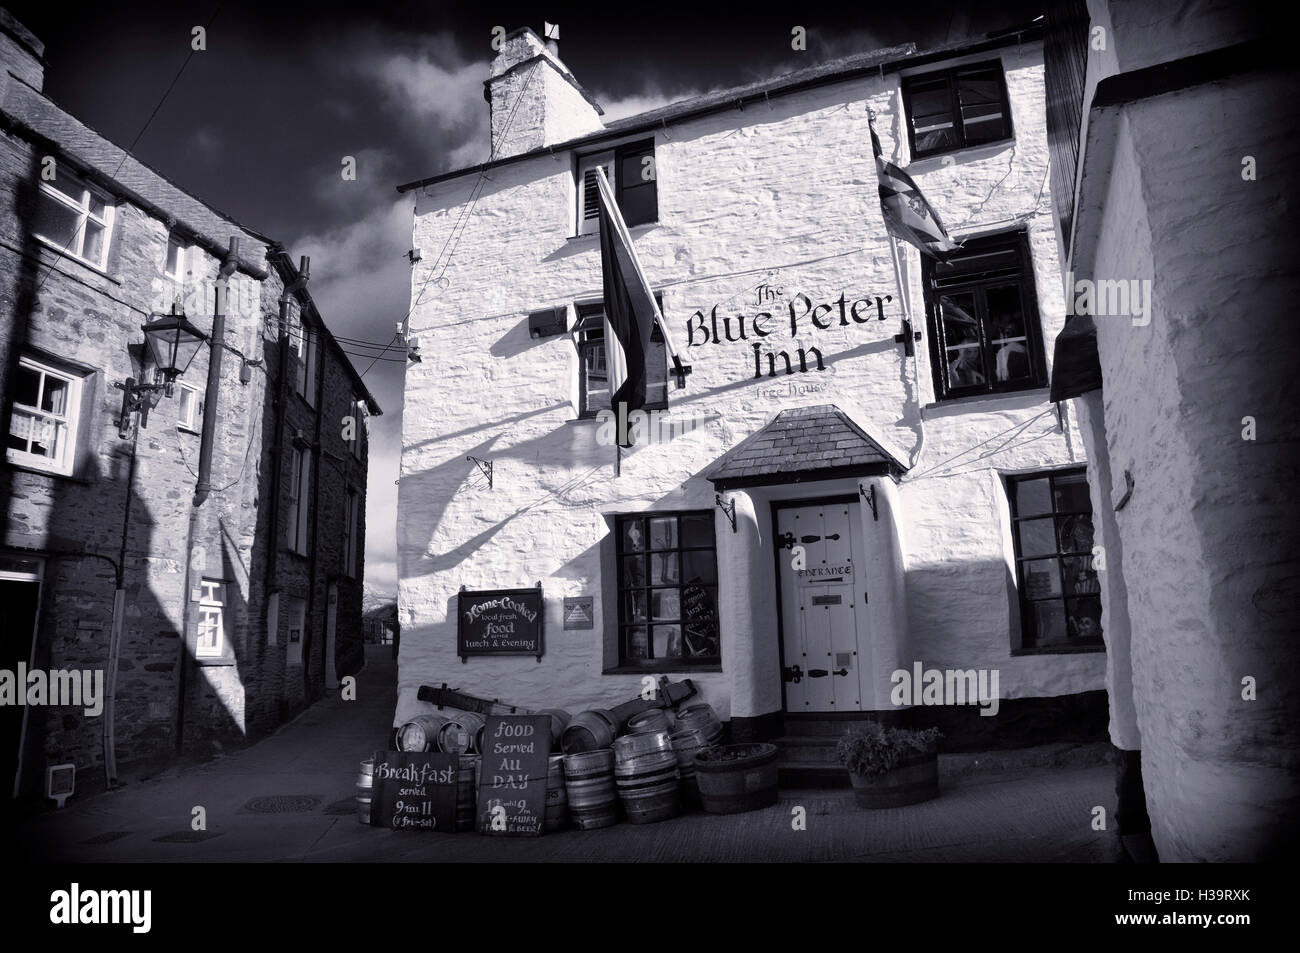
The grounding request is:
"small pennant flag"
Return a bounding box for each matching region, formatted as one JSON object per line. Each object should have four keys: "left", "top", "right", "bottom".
{"left": 869, "top": 111, "right": 961, "bottom": 259}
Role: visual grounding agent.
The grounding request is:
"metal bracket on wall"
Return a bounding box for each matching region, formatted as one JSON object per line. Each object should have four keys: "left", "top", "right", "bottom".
{"left": 860, "top": 483, "right": 878, "bottom": 521}
{"left": 467, "top": 455, "right": 493, "bottom": 489}
{"left": 893, "top": 317, "right": 922, "bottom": 357}
{"left": 715, "top": 494, "right": 737, "bottom": 533}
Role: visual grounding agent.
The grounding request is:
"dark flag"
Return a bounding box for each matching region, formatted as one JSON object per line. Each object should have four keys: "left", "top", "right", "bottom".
{"left": 869, "top": 110, "right": 962, "bottom": 259}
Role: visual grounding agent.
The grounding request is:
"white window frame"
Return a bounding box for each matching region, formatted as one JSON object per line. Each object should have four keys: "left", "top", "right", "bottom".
{"left": 33, "top": 168, "right": 115, "bottom": 270}
{"left": 164, "top": 234, "right": 186, "bottom": 280}
{"left": 7, "top": 355, "right": 82, "bottom": 476}
{"left": 287, "top": 446, "right": 311, "bottom": 554}
{"left": 343, "top": 488, "right": 359, "bottom": 577}
{"left": 349, "top": 398, "right": 364, "bottom": 459}
{"left": 576, "top": 151, "right": 615, "bottom": 236}
{"left": 196, "top": 579, "right": 226, "bottom": 659}
{"left": 177, "top": 382, "right": 200, "bottom": 432}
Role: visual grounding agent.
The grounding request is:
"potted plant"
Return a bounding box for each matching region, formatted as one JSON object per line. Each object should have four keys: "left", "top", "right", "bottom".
{"left": 836, "top": 722, "right": 942, "bottom": 808}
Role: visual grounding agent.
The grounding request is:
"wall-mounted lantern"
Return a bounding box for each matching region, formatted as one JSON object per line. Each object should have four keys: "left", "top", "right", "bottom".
{"left": 116, "top": 304, "right": 207, "bottom": 437}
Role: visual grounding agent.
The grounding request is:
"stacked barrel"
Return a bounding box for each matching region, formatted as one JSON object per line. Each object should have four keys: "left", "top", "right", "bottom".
{"left": 544, "top": 755, "right": 569, "bottom": 832}
{"left": 613, "top": 730, "right": 681, "bottom": 824}
{"left": 455, "top": 754, "right": 478, "bottom": 831}
{"left": 563, "top": 748, "right": 620, "bottom": 829}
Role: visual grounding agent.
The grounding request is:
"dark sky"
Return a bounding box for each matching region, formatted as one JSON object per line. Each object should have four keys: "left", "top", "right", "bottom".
{"left": 5, "top": 1, "right": 1042, "bottom": 594}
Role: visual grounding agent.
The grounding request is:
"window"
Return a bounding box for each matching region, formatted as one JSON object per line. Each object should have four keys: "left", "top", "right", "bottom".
{"left": 616, "top": 511, "right": 719, "bottom": 667}
{"left": 1007, "top": 467, "right": 1103, "bottom": 651}
{"left": 197, "top": 579, "right": 226, "bottom": 659}
{"left": 348, "top": 398, "right": 364, "bottom": 459}
{"left": 923, "top": 230, "right": 1045, "bottom": 401}
{"left": 343, "top": 488, "right": 359, "bottom": 577}
{"left": 6, "top": 356, "right": 82, "bottom": 476}
{"left": 33, "top": 167, "right": 114, "bottom": 269}
{"left": 177, "top": 382, "right": 200, "bottom": 432}
{"left": 287, "top": 446, "right": 311, "bottom": 554}
{"left": 575, "top": 300, "right": 667, "bottom": 417}
{"left": 287, "top": 310, "right": 317, "bottom": 407}
{"left": 164, "top": 234, "right": 186, "bottom": 280}
{"left": 902, "top": 61, "right": 1012, "bottom": 158}
{"left": 576, "top": 138, "right": 658, "bottom": 235}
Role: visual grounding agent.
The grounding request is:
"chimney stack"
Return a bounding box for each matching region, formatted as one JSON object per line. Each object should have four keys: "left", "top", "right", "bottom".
{"left": 484, "top": 25, "right": 604, "bottom": 160}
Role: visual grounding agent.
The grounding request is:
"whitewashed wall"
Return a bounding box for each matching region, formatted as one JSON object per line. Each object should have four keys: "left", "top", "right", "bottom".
{"left": 395, "top": 40, "right": 1105, "bottom": 727}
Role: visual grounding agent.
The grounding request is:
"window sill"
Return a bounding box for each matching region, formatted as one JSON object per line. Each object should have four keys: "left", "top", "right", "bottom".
{"left": 908, "top": 137, "right": 1016, "bottom": 169}
{"left": 924, "top": 386, "right": 1050, "bottom": 414}
{"left": 1010, "top": 644, "right": 1105, "bottom": 657}
{"left": 4, "top": 456, "right": 84, "bottom": 483}
{"left": 603, "top": 663, "right": 722, "bottom": 675}
{"left": 177, "top": 425, "right": 200, "bottom": 436}
{"left": 33, "top": 236, "right": 118, "bottom": 283}
{"left": 567, "top": 221, "right": 659, "bottom": 242}
{"left": 195, "top": 655, "right": 236, "bottom": 667}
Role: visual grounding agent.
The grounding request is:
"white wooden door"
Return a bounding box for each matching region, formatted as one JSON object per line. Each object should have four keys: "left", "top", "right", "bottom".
{"left": 776, "top": 501, "right": 866, "bottom": 712}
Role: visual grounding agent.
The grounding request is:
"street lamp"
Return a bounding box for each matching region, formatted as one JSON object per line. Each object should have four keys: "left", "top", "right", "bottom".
{"left": 116, "top": 304, "right": 207, "bottom": 437}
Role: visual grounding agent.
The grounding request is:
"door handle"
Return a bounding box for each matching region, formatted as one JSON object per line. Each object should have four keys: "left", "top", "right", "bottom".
{"left": 782, "top": 664, "right": 803, "bottom": 683}
{"left": 831, "top": 668, "right": 849, "bottom": 677}
{"left": 807, "top": 668, "right": 828, "bottom": 678}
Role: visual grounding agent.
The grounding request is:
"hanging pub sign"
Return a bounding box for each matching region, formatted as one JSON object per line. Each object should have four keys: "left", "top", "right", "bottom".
{"left": 457, "top": 584, "right": 544, "bottom": 662}
{"left": 369, "top": 750, "right": 458, "bottom": 832}
{"left": 476, "top": 714, "right": 551, "bottom": 836}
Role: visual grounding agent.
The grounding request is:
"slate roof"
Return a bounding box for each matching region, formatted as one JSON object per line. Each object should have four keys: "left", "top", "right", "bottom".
{"left": 705, "top": 405, "right": 907, "bottom": 490}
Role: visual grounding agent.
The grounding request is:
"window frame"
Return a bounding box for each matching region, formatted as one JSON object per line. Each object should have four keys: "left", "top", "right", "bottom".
{"left": 196, "top": 579, "right": 227, "bottom": 660}
{"left": 575, "top": 138, "right": 658, "bottom": 236}
{"left": 901, "top": 59, "right": 1014, "bottom": 160}
{"left": 164, "top": 234, "right": 186, "bottom": 280}
{"left": 6, "top": 355, "right": 83, "bottom": 477}
{"left": 287, "top": 446, "right": 311, "bottom": 555}
{"left": 33, "top": 167, "right": 116, "bottom": 271}
{"left": 613, "top": 509, "right": 721, "bottom": 670}
{"left": 574, "top": 298, "right": 668, "bottom": 419}
{"left": 922, "top": 229, "right": 1046, "bottom": 403}
{"left": 1006, "top": 466, "right": 1105, "bottom": 653}
{"left": 176, "top": 381, "right": 200, "bottom": 433}
{"left": 348, "top": 398, "right": 364, "bottom": 459}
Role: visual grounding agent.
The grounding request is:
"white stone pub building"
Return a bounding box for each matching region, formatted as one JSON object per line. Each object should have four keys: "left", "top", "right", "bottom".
{"left": 394, "top": 23, "right": 1108, "bottom": 757}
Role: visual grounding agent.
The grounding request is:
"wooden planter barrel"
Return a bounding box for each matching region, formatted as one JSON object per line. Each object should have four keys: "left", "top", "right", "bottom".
{"left": 613, "top": 731, "right": 680, "bottom": 824}
{"left": 455, "top": 755, "right": 479, "bottom": 831}
{"left": 356, "top": 758, "right": 375, "bottom": 824}
{"left": 439, "top": 711, "right": 485, "bottom": 754}
{"left": 396, "top": 713, "right": 449, "bottom": 752}
{"left": 694, "top": 743, "right": 779, "bottom": 814}
{"left": 545, "top": 755, "right": 569, "bottom": 832}
{"left": 562, "top": 710, "right": 617, "bottom": 753}
{"left": 849, "top": 748, "right": 939, "bottom": 808}
{"left": 563, "top": 748, "right": 620, "bottom": 830}
{"left": 675, "top": 703, "right": 724, "bottom": 746}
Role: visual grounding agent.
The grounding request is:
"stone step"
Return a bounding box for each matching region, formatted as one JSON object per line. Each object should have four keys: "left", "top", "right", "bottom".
{"left": 773, "top": 735, "right": 840, "bottom": 762}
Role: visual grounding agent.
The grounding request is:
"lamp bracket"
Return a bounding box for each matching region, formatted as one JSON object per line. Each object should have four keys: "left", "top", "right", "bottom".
{"left": 860, "top": 483, "right": 878, "bottom": 521}
{"left": 715, "top": 493, "right": 737, "bottom": 533}
{"left": 467, "top": 455, "right": 493, "bottom": 489}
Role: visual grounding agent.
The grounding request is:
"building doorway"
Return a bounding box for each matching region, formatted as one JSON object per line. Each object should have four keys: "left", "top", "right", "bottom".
{"left": 774, "top": 498, "right": 870, "bottom": 713}
{"left": 1, "top": 553, "right": 44, "bottom": 799}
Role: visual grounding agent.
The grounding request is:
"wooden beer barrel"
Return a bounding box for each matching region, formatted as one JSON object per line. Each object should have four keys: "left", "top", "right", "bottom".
{"left": 438, "top": 710, "right": 485, "bottom": 754}
{"left": 669, "top": 726, "right": 710, "bottom": 802}
{"left": 627, "top": 708, "right": 673, "bottom": 735}
{"left": 694, "top": 743, "right": 780, "bottom": 814}
{"left": 562, "top": 710, "right": 616, "bottom": 753}
{"left": 538, "top": 708, "right": 571, "bottom": 750}
{"left": 455, "top": 754, "right": 479, "bottom": 832}
{"left": 674, "top": 703, "right": 724, "bottom": 745}
{"left": 613, "top": 731, "right": 680, "bottom": 824}
{"left": 563, "top": 748, "right": 619, "bottom": 830}
{"left": 355, "top": 758, "right": 375, "bottom": 825}
{"left": 544, "top": 755, "right": 569, "bottom": 832}
{"left": 396, "top": 713, "right": 450, "bottom": 752}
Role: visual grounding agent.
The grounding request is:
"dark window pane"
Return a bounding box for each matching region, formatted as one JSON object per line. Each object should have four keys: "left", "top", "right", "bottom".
{"left": 1066, "top": 596, "right": 1103, "bottom": 642}
{"left": 1022, "top": 559, "right": 1061, "bottom": 599}
{"left": 623, "top": 590, "right": 648, "bottom": 624}
{"left": 619, "top": 183, "right": 656, "bottom": 227}
{"left": 1026, "top": 601, "right": 1069, "bottom": 647}
{"left": 653, "top": 625, "right": 682, "bottom": 658}
{"left": 1063, "top": 556, "right": 1101, "bottom": 596}
{"left": 1014, "top": 477, "right": 1052, "bottom": 517}
{"left": 681, "top": 514, "right": 714, "bottom": 548}
{"left": 1053, "top": 472, "right": 1092, "bottom": 513}
{"left": 649, "top": 552, "right": 679, "bottom": 585}
{"left": 619, "top": 150, "right": 650, "bottom": 184}
{"left": 940, "top": 293, "right": 984, "bottom": 389}
{"left": 682, "top": 550, "right": 716, "bottom": 584}
{"left": 1017, "top": 517, "right": 1057, "bottom": 557}
{"left": 650, "top": 588, "right": 680, "bottom": 622}
{"left": 985, "top": 285, "right": 1030, "bottom": 383}
{"left": 648, "top": 516, "right": 677, "bottom": 550}
{"left": 34, "top": 193, "right": 83, "bottom": 252}
{"left": 621, "top": 555, "right": 646, "bottom": 589}
{"left": 13, "top": 366, "right": 40, "bottom": 407}
{"left": 621, "top": 518, "right": 646, "bottom": 552}
{"left": 1058, "top": 514, "right": 1095, "bottom": 554}
{"left": 916, "top": 126, "right": 959, "bottom": 154}
{"left": 626, "top": 626, "right": 648, "bottom": 659}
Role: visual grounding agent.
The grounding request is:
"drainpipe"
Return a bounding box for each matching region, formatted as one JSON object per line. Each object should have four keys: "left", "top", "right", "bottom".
{"left": 102, "top": 426, "right": 138, "bottom": 786}
{"left": 175, "top": 237, "right": 241, "bottom": 754}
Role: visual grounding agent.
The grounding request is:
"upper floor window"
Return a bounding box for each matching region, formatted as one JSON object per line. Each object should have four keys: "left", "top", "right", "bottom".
{"left": 286, "top": 308, "right": 318, "bottom": 407}
{"left": 576, "top": 139, "right": 657, "bottom": 236}
{"left": 575, "top": 300, "right": 667, "bottom": 417}
{"left": 615, "top": 511, "right": 719, "bottom": 668}
{"left": 33, "top": 167, "right": 114, "bottom": 270}
{"left": 348, "top": 398, "right": 365, "bottom": 459}
{"left": 287, "top": 446, "right": 311, "bottom": 554}
{"left": 902, "top": 61, "right": 1012, "bottom": 159}
{"left": 197, "top": 579, "right": 227, "bottom": 659}
{"left": 164, "top": 234, "right": 186, "bottom": 280}
{"left": 923, "top": 230, "right": 1045, "bottom": 402}
{"left": 1007, "top": 467, "right": 1103, "bottom": 652}
{"left": 6, "top": 355, "right": 83, "bottom": 476}
{"left": 177, "top": 382, "right": 200, "bottom": 432}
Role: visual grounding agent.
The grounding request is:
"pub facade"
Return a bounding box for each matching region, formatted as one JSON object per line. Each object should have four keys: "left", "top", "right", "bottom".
{"left": 395, "top": 23, "right": 1107, "bottom": 755}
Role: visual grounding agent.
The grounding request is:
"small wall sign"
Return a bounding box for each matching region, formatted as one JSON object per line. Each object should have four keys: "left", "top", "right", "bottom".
{"left": 562, "top": 596, "right": 594, "bottom": 630}
{"left": 457, "top": 584, "right": 544, "bottom": 662}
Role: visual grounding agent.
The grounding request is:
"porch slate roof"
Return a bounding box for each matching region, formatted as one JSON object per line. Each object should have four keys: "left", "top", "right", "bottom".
{"left": 704, "top": 404, "right": 907, "bottom": 490}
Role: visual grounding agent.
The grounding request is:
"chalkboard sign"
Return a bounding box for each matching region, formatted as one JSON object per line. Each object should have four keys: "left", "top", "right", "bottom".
{"left": 370, "top": 750, "right": 458, "bottom": 832}
{"left": 682, "top": 579, "right": 719, "bottom": 658}
{"left": 457, "top": 586, "right": 544, "bottom": 662}
{"left": 476, "top": 714, "right": 551, "bottom": 836}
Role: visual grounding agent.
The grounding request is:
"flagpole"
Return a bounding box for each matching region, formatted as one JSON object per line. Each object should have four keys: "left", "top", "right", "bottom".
{"left": 887, "top": 233, "right": 926, "bottom": 471}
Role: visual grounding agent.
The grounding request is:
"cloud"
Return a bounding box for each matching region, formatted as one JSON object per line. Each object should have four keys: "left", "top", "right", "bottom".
{"left": 595, "top": 87, "right": 702, "bottom": 123}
